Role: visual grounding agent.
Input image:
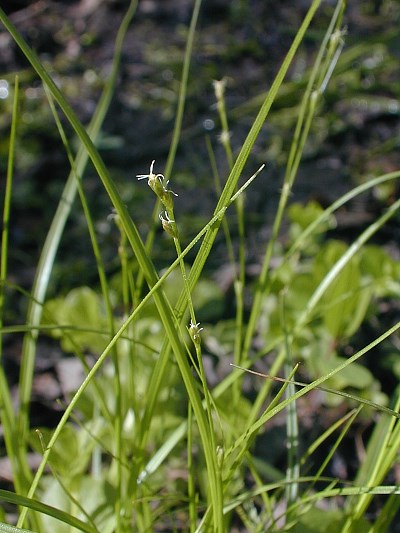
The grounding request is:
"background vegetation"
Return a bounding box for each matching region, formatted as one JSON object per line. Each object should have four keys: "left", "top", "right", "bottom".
{"left": 0, "top": 0, "right": 399, "bottom": 531}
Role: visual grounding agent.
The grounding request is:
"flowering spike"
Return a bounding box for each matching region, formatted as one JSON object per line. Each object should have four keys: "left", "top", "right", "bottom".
{"left": 188, "top": 320, "right": 203, "bottom": 346}
{"left": 137, "top": 160, "right": 178, "bottom": 210}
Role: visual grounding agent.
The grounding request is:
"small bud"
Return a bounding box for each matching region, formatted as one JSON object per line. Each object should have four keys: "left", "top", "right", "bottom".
{"left": 159, "top": 211, "right": 177, "bottom": 237}
{"left": 216, "top": 445, "right": 224, "bottom": 468}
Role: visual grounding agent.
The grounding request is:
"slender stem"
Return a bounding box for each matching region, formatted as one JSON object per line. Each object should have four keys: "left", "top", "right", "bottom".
{"left": 0, "top": 76, "right": 34, "bottom": 500}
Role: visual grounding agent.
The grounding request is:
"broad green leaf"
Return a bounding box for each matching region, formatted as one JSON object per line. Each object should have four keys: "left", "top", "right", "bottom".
{"left": 41, "top": 476, "right": 115, "bottom": 533}
{"left": 43, "top": 287, "right": 110, "bottom": 353}
{"left": 288, "top": 201, "right": 326, "bottom": 230}
{"left": 361, "top": 244, "right": 400, "bottom": 296}
{"left": 30, "top": 424, "right": 102, "bottom": 480}
{"left": 342, "top": 282, "right": 372, "bottom": 338}
{"left": 314, "top": 241, "right": 369, "bottom": 339}
{"left": 287, "top": 200, "right": 335, "bottom": 256}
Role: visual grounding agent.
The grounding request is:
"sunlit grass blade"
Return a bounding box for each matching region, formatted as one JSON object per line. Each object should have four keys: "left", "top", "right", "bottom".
{"left": 44, "top": 87, "right": 127, "bottom": 528}
{"left": 1, "top": 0, "right": 398, "bottom": 530}
{"left": 369, "top": 492, "right": 400, "bottom": 533}
{"left": 16, "top": 167, "right": 264, "bottom": 529}
{"left": 302, "top": 406, "right": 362, "bottom": 495}
{"left": 342, "top": 386, "right": 400, "bottom": 532}
{"left": 0, "top": 75, "right": 32, "bottom": 500}
{"left": 138, "top": 3, "right": 323, "bottom": 505}
{"left": 286, "top": 170, "right": 400, "bottom": 259}
{"left": 220, "top": 323, "right": 400, "bottom": 503}
{"left": 0, "top": 490, "right": 98, "bottom": 533}
{"left": 9, "top": 2, "right": 138, "bottom": 507}
{"left": 279, "top": 292, "right": 300, "bottom": 509}
{"left": 139, "top": 317, "right": 400, "bottom": 490}
{"left": 224, "top": 364, "right": 300, "bottom": 486}
{"left": 242, "top": 0, "right": 345, "bottom": 363}
{"left": 231, "top": 365, "right": 400, "bottom": 421}
{"left": 0, "top": 20, "right": 221, "bottom": 531}
{"left": 300, "top": 407, "right": 360, "bottom": 470}
{"left": 284, "top": 484, "right": 400, "bottom": 519}
{"left": 137, "top": 0, "right": 203, "bottom": 296}
{"left": 164, "top": 0, "right": 202, "bottom": 180}
{"left": 186, "top": 0, "right": 322, "bottom": 294}
{"left": 295, "top": 196, "right": 400, "bottom": 334}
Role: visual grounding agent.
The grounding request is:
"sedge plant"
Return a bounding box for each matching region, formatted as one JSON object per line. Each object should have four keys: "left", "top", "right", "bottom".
{"left": 0, "top": 0, "right": 400, "bottom": 532}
